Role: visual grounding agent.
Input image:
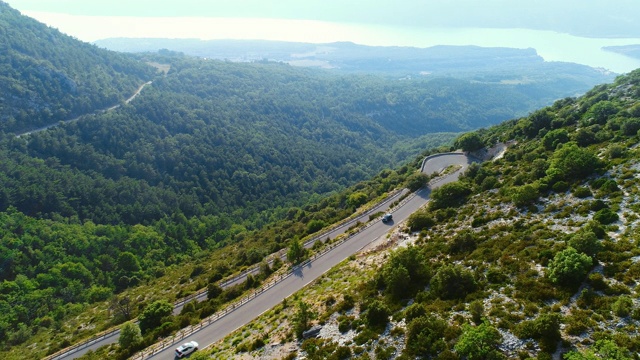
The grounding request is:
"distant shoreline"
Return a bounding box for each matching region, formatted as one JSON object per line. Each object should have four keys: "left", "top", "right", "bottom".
{"left": 17, "top": 10, "right": 640, "bottom": 73}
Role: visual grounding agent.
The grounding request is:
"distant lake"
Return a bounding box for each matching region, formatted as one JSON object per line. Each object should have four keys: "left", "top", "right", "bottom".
{"left": 25, "top": 12, "right": 640, "bottom": 73}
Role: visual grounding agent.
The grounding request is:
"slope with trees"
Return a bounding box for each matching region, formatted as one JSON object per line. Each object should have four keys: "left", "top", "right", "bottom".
{"left": 1, "top": 3, "right": 637, "bottom": 357}
{"left": 0, "top": 1, "right": 156, "bottom": 134}
{"left": 200, "top": 69, "right": 640, "bottom": 359}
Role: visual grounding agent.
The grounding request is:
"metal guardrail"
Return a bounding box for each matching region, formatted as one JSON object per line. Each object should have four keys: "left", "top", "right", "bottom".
{"left": 44, "top": 328, "right": 121, "bottom": 360}
{"left": 129, "top": 174, "right": 450, "bottom": 359}
{"left": 45, "top": 188, "right": 406, "bottom": 360}
{"left": 130, "top": 199, "right": 398, "bottom": 359}
{"left": 48, "top": 150, "right": 470, "bottom": 359}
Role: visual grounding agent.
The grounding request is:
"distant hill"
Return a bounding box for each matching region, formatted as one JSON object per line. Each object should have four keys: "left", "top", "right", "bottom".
{"left": 2, "top": 55, "right": 577, "bottom": 226}
{"left": 604, "top": 44, "right": 640, "bottom": 60}
{"left": 0, "top": 2, "right": 157, "bottom": 134}
{"left": 95, "top": 39, "right": 615, "bottom": 84}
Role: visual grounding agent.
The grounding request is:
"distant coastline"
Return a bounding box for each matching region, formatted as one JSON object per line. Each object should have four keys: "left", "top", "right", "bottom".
{"left": 603, "top": 45, "right": 640, "bottom": 61}
{"left": 20, "top": 11, "right": 640, "bottom": 73}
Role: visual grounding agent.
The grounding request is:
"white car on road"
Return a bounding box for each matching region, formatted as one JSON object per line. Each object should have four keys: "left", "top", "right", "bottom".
{"left": 175, "top": 341, "right": 198, "bottom": 358}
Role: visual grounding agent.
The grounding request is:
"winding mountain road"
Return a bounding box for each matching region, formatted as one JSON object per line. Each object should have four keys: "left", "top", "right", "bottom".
{"left": 140, "top": 152, "right": 478, "bottom": 359}
{"left": 16, "top": 81, "right": 152, "bottom": 138}
{"left": 52, "top": 151, "right": 478, "bottom": 360}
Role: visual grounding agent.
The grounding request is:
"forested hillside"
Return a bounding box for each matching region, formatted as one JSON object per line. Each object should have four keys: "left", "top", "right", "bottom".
{"left": 0, "top": 1, "right": 156, "bottom": 133}
{"left": 0, "top": 3, "right": 634, "bottom": 358}
{"left": 96, "top": 39, "right": 616, "bottom": 89}
{"left": 1, "top": 54, "right": 582, "bottom": 227}
{"left": 199, "top": 69, "right": 640, "bottom": 360}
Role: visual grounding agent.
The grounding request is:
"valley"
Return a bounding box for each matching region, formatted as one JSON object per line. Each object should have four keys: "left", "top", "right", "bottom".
{"left": 1, "top": 1, "right": 640, "bottom": 359}
{"left": 54, "top": 151, "right": 476, "bottom": 359}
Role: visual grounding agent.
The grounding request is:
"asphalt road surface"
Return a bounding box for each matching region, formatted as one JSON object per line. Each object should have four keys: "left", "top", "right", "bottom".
{"left": 54, "top": 152, "right": 476, "bottom": 359}
{"left": 143, "top": 152, "right": 477, "bottom": 359}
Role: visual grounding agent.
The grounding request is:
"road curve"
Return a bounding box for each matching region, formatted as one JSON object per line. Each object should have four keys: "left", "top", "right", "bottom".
{"left": 52, "top": 189, "right": 410, "bottom": 359}
{"left": 16, "top": 81, "right": 152, "bottom": 138}
{"left": 48, "top": 152, "right": 478, "bottom": 360}
{"left": 139, "top": 152, "right": 479, "bottom": 359}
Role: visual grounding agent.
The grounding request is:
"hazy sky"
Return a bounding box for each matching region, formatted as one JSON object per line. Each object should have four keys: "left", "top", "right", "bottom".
{"left": 5, "top": 0, "right": 640, "bottom": 38}
{"left": 5, "top": 0, "right": 640, "bottom": 72}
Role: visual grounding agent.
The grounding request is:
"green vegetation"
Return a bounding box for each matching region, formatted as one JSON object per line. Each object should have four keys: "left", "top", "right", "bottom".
{"left": 0, "top": 3, "right": 156, "bottom": 133}
{"left": 118, "top": 322, "right": 142, "bottom": 351}
{"left": 454, "top": 132, "right": 485, "bottom": 152}
{"left": 2, "top": 1, "right": 640, "bottom": 358}
{"left": 547, "top": 247, "right": 593, "bottom": 286}
{"left": 429, "top": 181, "right": 472, "bottom": 209}
{"left": 455, "top": 322, "right": 503, "bottom": 360}
{"left": 564, "top": 339, "right": 633, "bottom": 360}
{"left": 224, "top": 68, "right": 640, "bottom": 360}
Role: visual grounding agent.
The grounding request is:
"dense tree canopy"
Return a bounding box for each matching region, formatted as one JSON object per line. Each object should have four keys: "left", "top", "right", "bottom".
{"left": 547, "top": 247, "right": 593, "bottom": 286}
{"left": 454, "top": 132, "right": 485, "bottom": 151}
{"left": 548, "top": 142, "right": 601, "bottom": 181}
{"left": 0, "top": 3, "right": 156, "bottom": 133}
{"left": 429, "top": 181, "right": 472, "bottom": 209}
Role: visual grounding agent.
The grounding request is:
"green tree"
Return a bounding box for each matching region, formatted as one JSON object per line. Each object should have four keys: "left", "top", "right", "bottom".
{"left": 564, "top": 339, "right": 632, "bottom": 360}
{"left": 117, "top": 252, "right": 141, "bottom": 273}
{"left": 548, "top": 143, "right": 600, "bottom": 181}
{"left": 383, "top": 265, "right": 411, "bottom": 299}
{"left": 612, "top": 296, "right": 633, "bottom": 317}
{"left": 347, "top": 192, "right": 368, "bottom": 208}
{"left": 138, "top": 300, "right": 173, "bottom": 334}
{"left": 287, "top": 238, "right": 305, "bottom": 265}
{"left": 405, "top": 315, "right": 447, "bottom": 357}
{"left": 406, "top": 172, "right": 430, "bottom": 192}
{"left": 429, "top": 182, "right": 472, "bottom": 210}
{"left": 621, "top": 118, "right": 640, "bottom": 135}
{"left": 574, "top": 127, "right": 598, "bottom": 147}
{"left": 454, "top": 132, "right": 484, "bottom": 152}
{"left": 118, "top": 321, "right": 142, "bottom": 350}
{"left": 381, "top": 245, "right": 430, "bottom": 296}
{"left": 593, "top": 208, "right": 619, "bottom": 225}
{"left": 583, "top": 101, "right": 618, "bottom": 125}
{"left": 454, "top": 322, "right": 504, "bottom": 360}
{"left": 468, "top": 300, "right": 484, "bottom": 325}
{"left": 542, "top": 128, "right": 570, "bottom": 150}
{"left": 448, "top": 230, "right": 477, "bottom": 254}
{"left": 293, "top": 301, "right": 312, "bottom": 339}
{"left": 306, "top": 219, "right": 326, "bottom": 234}
{"left": 547, "top": 248, "right": 592, "bottom": 286}
{"left": 568, "top": 231, "right": 602, "bottom": 260}
{"left": 430, "top": 264, "right": 477, "bottom": 300}
{"left": 514, "top": 313, "right": 562, "bottom": 352}
{"left": 207, "top": 283, "right": 223, "bottom": 300}
{"left": 407, "top": 211, "right": 435, "bottom": 231}
{"left": 364, "top": 299, "right": 391, "bottom": 330}
{"left": 403, "top": 302, "right": 428, "bottom": 322}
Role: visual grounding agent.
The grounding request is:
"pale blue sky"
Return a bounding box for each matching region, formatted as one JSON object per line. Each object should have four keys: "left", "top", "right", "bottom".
{"left": 5, "top": 0, "right": 640, "bottom": 38}
{"left": 5, "top": 0, "right": 640, "bottom": 72}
